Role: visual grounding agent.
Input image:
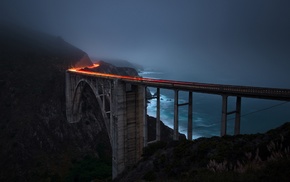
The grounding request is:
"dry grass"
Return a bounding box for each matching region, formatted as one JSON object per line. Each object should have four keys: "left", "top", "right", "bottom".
{"left": 207, "top": 135, "right": 290, "bottom": 173}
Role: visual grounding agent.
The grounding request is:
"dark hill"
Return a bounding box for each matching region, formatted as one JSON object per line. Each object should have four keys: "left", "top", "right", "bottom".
{"left": 0, "top": 26, "right": 111, "bottom": 181}
{"left": 0, "top": 26, "right": 185, "bottom": 181}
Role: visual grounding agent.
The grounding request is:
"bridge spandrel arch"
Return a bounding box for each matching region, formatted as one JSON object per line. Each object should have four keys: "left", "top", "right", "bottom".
{"left": 69, "top": 77, "right": 112, "bottom": 141}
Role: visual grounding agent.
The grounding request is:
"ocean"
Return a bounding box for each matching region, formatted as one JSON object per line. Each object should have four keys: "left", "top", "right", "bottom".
{"left": 139, "top": 69, "right": 290, "bottom": 139}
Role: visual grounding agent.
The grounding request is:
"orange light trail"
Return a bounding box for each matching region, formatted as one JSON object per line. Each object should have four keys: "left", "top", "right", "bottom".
{"left": 68, "top": 67, "right": 144, "bottom": 81}
{"left": 68, "top": 63, "right": 193, "bottom": 83}
{"left": 68, "top": 63, "right": 100, "bottom": 72}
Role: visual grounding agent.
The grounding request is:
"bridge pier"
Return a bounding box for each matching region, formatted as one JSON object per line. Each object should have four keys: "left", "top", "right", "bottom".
{"left": 143, "top": 87, "right": 148, "bottom": 147}
{"left": 147, "top": 88, "right": 194, "bottom": 141}
{"left": 173, "top": 90, "right": 194, "bottom": 140}
{"left": 221, "top": 95, "right": 228, "bottom": 136}
{"left": 174, "top": 90, "right": 179, "bottom": 140}
{"left": 145, "top": 87, "right": 162, "bottom": 144}
{"left": 156, "top": 88, "right": 161, "bottom": 141}
{"left": 112, "top": 83, "right": 145, "bottom": 178}
{"left": 188, "top": 92, "right": 193, "bottom": 140}
{"left": 221, "top": 95, "right": 242, "bottom": 136}
{"left": 234, "top": 97, "right": 241, "bottom": 135}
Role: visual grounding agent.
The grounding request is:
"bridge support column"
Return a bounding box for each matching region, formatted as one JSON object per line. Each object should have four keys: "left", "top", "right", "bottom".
{"left": 221, "top": 95, "right": 228, "bottom": 136}
{"left": 234, "top": 97, "right": 241, "bottom": 135}
{"left": 144, "top": 87, "right": 148, "bottom": 147}
{"left": 221, "top": 95, "right": 242, "bottom": 136}
{"left": 112, "top": 82, "right": 145, "bottom": 179}
{"left": 174, "top": 90, "right": 179, "bottom": 140}
{"left": 156, "top": 88, "right": 161, "bottom": 141}
{"left": 188, "top": 92, "right": 193, "bottom": 140}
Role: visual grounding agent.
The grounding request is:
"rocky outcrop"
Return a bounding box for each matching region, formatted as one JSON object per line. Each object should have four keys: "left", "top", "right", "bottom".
{"left": 82, "top": 60, "right": 140, "bottom": 77}
{"left": 91, "top": 59, "right": 144, "bottom": 71}
{"left": 74, "top": 53, "right": 94, "bottom": 68}
{"left": 147, "top": 116, "right": 186, "bottom": 142}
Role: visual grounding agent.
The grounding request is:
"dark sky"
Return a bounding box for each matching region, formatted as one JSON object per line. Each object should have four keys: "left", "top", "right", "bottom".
{"left": 1, "top": 0, "right": 290, "bottom": 87}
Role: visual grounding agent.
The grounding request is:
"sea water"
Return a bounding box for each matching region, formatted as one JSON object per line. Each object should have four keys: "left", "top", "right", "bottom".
{"left": 139, "top": 69, "right": 290, "bottom": 139}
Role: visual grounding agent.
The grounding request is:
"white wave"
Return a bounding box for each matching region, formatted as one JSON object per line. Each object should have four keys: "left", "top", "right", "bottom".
{"left": 139, "top": 71, "right": 164, "bottom": 75}
{"left": 139, "top": 71, "right": 165, "bottom": 79}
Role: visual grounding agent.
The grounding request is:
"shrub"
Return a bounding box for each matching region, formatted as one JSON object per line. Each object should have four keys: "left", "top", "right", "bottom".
{"left": 142, "top": 170, "right": 156, "bottom": 181}
{"left": 143, "top": 141, "right": 167, "bottom": 157}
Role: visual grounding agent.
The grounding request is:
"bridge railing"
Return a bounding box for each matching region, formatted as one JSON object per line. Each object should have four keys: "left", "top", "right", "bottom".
{"left": 68, "top": 70, "right": 290, "bottom": 100}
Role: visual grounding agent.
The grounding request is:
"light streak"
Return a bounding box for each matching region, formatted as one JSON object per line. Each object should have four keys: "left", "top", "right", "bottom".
{"left": 68, "top": 63, "right": 100, "bottom": 72}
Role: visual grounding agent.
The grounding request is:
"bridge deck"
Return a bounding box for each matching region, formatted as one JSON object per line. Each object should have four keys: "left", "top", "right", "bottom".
{"left": 67, "top": 70, "right": 290, "bottom": 101}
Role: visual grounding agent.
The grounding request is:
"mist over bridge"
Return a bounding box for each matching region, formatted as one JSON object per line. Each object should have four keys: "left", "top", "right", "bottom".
{"left": 66, "top": 66, "right": 290, "bottom": 178}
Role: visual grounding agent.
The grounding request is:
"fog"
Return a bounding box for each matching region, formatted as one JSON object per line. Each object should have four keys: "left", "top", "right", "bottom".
{"left": 1, "top": 0, "right": 290, "bottom": 87}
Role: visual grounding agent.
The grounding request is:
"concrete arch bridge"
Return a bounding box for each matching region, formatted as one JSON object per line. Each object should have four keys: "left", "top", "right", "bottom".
{"left": 66, "top": 67, "right": 290, "bottom": 178}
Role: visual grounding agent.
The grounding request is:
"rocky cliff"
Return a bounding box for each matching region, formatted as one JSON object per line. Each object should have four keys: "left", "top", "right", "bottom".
{"left": 0, "top": 26, "right": 112, "bottom": 181}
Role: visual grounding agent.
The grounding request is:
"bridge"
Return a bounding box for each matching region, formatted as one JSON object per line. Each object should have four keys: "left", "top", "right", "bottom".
{"left": 65, "top": 64, "right": 290, "bottom": 178}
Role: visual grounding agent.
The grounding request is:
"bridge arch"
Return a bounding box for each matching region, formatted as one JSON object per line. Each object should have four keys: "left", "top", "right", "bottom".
{"left": 71, "top": 78, "right": 112, "bottom": 144}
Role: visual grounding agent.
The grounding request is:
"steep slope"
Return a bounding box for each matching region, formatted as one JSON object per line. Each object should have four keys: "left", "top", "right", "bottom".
{"left": 0, "top": 26, "right": 111, "bottom": 181}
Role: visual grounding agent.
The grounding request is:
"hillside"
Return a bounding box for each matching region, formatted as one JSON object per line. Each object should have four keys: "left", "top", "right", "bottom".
{"left": 117, "top": 122, "right": 290, "bottom": 181}
{"left": 0, "top": 25, "right": 107, "bottom": 181}
{"left": 0, "top": 25, "right": 185, "bottom": 181}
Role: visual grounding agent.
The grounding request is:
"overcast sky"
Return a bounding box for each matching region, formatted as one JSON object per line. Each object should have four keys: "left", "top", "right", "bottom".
{"left": 1, "top": 0, "right": 290, "bottom": 87}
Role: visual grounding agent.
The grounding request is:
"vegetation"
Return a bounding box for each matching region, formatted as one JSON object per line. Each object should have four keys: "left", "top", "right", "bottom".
{"left": 202, "top": 135, "right": 290, "bottom": 181}
{"left": 118, "top": 122, "right": 290, "bottom": 182}
{"left": 142, "top": 170, "right": 157, "bottom": 181}
{"left": 65, "top": 155, "right": 112, "bottom": 182}
{"left": 143, "top": 141, "right": 167, "bottom": 158}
